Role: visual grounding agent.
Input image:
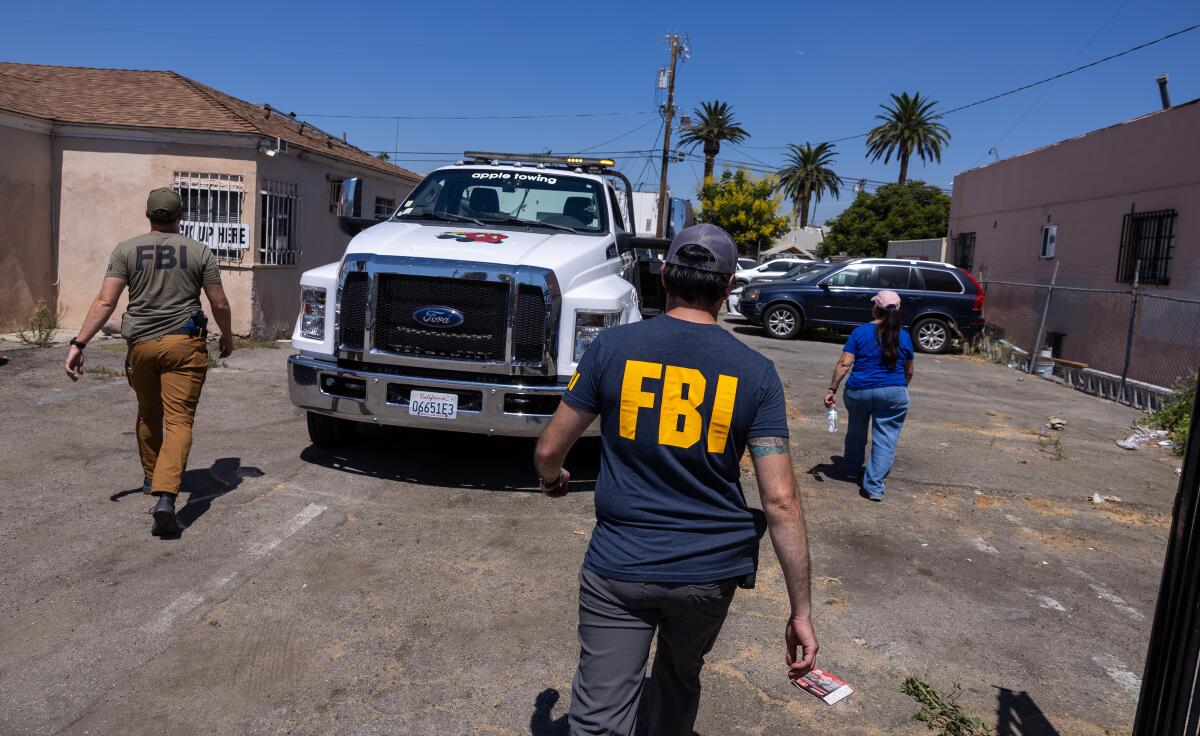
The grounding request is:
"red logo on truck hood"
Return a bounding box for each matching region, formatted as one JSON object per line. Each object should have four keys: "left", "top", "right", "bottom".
{"left": 436, "top": 231, "right": 508, "bottom": 244}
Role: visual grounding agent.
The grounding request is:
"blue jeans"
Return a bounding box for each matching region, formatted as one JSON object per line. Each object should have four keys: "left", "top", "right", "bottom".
{"left": 842, "top": 385, "right": 910, "bottom": 497}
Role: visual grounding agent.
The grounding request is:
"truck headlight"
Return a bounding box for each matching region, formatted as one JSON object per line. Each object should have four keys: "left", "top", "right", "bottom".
{"left": 574, "top": 310, "right": 621, "bottom": 361}
{"left": 743, "top": 288, "right": 761, "bottom": 302}
{"left": 300, "top": 287, "right": 326, "bottom": 340}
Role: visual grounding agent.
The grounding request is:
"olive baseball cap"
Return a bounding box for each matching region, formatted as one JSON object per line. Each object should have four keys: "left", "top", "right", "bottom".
{"left": 146, "top": 187, "right": 183, "bottom": 220}
{"left": 665, "top": 223, "right": 738, "bottom": 274}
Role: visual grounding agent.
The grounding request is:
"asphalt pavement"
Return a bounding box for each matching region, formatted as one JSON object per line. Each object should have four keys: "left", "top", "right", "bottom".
{"left": 0, "top": 322, "right": 1181, "bottom": 735}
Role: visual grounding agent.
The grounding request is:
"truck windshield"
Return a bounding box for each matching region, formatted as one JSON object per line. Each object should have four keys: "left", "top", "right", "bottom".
{"left": 395, "top": 168, "right": 607, "bottom": 234}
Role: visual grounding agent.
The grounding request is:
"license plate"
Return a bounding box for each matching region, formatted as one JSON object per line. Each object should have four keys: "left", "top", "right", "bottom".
{"left": 408, "top": 390, "right": 458, "bottom": 420}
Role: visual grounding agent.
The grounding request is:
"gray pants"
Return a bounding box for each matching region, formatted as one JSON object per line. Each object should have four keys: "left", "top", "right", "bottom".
{"left": 568, "top": 566, "right": 737, "bottom": 736}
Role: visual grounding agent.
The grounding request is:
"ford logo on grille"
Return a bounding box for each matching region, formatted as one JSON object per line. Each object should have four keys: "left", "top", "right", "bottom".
{"left": 412, "top": 306, "right": 464, "bottom": 329}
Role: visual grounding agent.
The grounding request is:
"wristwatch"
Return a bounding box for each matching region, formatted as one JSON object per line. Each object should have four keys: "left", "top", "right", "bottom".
{"left": 69, "top": 337, "right": 87, "bottom": 350}
{"left": 539, "top": 471, "right": 564, "bottom": 491}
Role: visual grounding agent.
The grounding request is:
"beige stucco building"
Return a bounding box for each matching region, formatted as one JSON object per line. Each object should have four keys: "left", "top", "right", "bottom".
{"left": 0, "top": 62, "right": 421, "bottom": 337}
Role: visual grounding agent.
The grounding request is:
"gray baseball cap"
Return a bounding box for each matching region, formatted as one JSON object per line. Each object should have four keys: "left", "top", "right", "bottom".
{"left": 664, "top": 223, "right": 738, "bottom": 274}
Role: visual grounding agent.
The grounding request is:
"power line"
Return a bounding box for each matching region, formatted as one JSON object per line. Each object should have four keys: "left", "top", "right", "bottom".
{"left": 296, "top": 111, "right": 657, "bottom": 121}
{"left": 736, "top": 21, "right": 1200, "bottom": 150}
{"left": 577, "top": 118, "right": 660, "bottom": 153}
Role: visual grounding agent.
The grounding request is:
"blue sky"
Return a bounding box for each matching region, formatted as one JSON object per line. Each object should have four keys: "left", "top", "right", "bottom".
{"left": 3, "top": 0, "right": 1197, "bottom": 223}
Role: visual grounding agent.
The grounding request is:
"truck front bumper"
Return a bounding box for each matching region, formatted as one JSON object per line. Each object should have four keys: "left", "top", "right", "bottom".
{"left": 288, "top": 354, "right": 591, "bottom": 438}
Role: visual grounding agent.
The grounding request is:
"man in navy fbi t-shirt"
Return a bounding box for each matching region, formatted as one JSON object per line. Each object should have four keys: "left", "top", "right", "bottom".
{"left": 534, "top": 224, "right": 818, "bottom": 736}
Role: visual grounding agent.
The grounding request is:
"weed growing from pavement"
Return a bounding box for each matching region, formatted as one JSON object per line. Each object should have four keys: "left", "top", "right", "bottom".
{"left": 1038, "top": 435, "right": 1067, "bottom": 461}
{"left": 1148, "top": 373, "right": 1195, "bottom": 456}
{"left": 207, "top": 351, "right": 223, "bottom": 369}
{"left": 88, "top": 365, "right": 121, "bottom": 380}
{"left": 17, "top": 300, "right": 65, "bottom": 348}
{"left": 98, "top": 343, "right": 128, "bottom": 353}
{"left": 233, "top": 337, "right": 280, "bottom": 350}
{"left": 900, "top": 677, "right": 994, "bottom": 736}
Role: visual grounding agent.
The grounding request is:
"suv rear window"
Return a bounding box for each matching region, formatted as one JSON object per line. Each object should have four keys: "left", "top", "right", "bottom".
{"left": 919, "top": 268, "right": 963, "bottom": 293}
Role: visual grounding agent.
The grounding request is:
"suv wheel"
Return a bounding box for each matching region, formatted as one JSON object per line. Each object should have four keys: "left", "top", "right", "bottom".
{"left": 307, "top": 411, "right": 355, "bottom": 447}
{"left": 763, "top": 304, "right": 802, "bottom": 340}
{"left": 912, "top": 317, "right": 951, "bottom": 354}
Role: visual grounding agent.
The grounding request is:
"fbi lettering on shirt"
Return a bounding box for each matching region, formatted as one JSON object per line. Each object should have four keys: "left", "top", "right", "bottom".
{"left": 616, "top": 360, "right": 739, "bottom": 453}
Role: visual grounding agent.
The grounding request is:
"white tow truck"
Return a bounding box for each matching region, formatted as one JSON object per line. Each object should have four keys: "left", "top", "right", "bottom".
{"left": 288, "top": 152, "right": 691, "bottom": 445}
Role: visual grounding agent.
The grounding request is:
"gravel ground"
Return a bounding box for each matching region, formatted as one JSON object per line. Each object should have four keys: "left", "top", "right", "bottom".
{"left": 0, "top": 322, "right": 1181, "bottom": 735}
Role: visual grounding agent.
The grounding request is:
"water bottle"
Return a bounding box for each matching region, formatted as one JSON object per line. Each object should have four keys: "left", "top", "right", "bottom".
{"left": 826, "top": 408, "right": 839, "bottom": 433}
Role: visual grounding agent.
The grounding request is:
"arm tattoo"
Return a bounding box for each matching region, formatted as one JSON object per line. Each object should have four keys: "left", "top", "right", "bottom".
{"left": 748, "top": 436, "right": 789, "bottom": 458}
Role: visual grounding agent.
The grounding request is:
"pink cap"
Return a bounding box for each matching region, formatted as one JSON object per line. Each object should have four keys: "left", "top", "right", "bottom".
{"left": 872, "top": 290, "right": 902, "bottom": 310}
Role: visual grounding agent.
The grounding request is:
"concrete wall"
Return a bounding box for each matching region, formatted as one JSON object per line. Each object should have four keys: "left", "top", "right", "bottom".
{"left": 887, "top": 238, "right": 948, "bottom": 262}
{"left": 948, "top": 99, "right": 1200, "bottom": 293}
{"left": 0, "top": 119, "right": 54, "bottom": 329}
{"left": 252, "top": 152, "right": 419, "bottom": 337}
{"left": 55, "top": 135, "right": 259, "bottom": 334}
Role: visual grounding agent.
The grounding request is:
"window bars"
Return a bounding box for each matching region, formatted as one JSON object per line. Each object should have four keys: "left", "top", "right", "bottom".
{"left": 172, "top": 172, "right": 246, "bottom": 263}
{"left": 260, "top": 179, "right": 302, "bottom": 266}
{"left": 1119, "top": 209, "right": 1176, "bottom": 285}
{"left": 375, "top": 197, "right": 395, "bottom": 220}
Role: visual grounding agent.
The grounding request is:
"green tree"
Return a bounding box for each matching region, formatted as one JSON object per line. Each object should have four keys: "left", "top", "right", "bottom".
{"left": 678, "top": 100, "right": 749, "bottom": 180}
{"left": 376, "top": 151, "right": 391, "bottom": 162}
{"left": 821, "top": 181, "right": 950, "bottom": 258}
{"left": 776, "top": 142, "right": 842, "bottom": 229}
{"left": 865, "top": 92, "right": 950, "bottom": 184}
{"left": 696, "top": 170, "right": 791, "bottom": 256}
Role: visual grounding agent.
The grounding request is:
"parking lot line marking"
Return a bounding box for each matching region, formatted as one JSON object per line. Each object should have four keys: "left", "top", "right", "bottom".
{"left": 1092, "top": 655, "right": 1142, "bottom": 695}
{"left": 145, "top": 503, "right": 326, "bottom": 634}
{"left": 1088, "top": 584, "right": 1145, "bottom": 621}
{"left": 1071, "top": 568, "right": 1145, "bottom": 621}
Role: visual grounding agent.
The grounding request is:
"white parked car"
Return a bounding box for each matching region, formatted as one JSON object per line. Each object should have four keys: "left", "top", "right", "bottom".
{"left": 734, "top": 257, "right": 810, "bottom": 286}
{"left": 289, "top": 152, "right": 681, "bottom": 445}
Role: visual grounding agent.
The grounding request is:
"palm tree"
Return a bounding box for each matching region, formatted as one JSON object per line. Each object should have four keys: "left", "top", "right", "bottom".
{"left": 678, "top": 100, "right": 749, "bottom": 179}
{"left": 776, "top": 142, "right": 842, "bottom": 228}
{"left": 865, "top": 92, "right": 950, "bottom": 184}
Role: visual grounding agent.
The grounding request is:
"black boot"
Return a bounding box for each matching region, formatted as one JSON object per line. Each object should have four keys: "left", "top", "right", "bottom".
{"left": 151, "top": 493, "right": 178, "bottom": 536}
{"left": 142, "top": 477, "right": 153, "bottom": 495}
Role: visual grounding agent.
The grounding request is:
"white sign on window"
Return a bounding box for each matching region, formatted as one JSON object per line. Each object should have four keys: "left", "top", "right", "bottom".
{"left": 179, "top": 220, "right": 250, "bottom": 251}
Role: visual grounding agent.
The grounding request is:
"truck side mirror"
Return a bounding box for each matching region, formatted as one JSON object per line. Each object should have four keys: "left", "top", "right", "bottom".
{"left": 337, "top": 177, "right": 376, "bottom": 236}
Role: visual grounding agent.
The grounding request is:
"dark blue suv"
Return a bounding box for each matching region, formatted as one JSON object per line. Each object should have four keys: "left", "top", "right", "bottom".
{"left": 736, "top": 258, "right": 985, "bottom": 353}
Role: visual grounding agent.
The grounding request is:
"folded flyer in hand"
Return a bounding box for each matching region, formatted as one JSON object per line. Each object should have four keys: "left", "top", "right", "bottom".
{"left": 793, "top": 669, "right": 854, "bottom": 705}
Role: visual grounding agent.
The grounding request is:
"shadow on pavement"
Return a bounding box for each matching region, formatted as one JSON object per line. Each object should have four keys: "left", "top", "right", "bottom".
{"left": 109, "top": 457, "right": 264, "bottom": 537}
{"left": 300, "top": 425, "right": 600, "bottom": 493}
{"left": 995, "top": 687, "right": 1063, "bottom": 736}
{"left": 530, "top": 688, "right": 568, "bottom": 736}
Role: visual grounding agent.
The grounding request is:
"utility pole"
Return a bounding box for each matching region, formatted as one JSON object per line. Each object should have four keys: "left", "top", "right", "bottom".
{"left": 657, "top": 33, "right": 687, "bottom": 238}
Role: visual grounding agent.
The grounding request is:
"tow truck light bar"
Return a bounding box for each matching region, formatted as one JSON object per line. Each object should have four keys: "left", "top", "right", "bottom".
{"left": 462, "top": 151, "right": 616, "bottom": 170}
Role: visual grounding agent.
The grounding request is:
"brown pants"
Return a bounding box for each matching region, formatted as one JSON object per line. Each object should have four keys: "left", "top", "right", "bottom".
{"left": 126, "top": 334, "right": 209, "bottom": 495}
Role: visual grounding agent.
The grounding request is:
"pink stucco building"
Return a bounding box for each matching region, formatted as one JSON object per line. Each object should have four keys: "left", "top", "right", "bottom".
{"left": 947, "top": 97, "right": 1199, "bottom": 389}
{"left": 0, "top": 62, "right": 421, "bottom": 337}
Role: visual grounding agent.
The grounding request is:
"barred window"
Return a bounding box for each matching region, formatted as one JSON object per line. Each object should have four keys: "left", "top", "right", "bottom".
{"left": 329, "top": 178, "right": 343, "bottom": 214}
{"left": 260, "top": 180, "right": 301, "bottom": 266}
{"left": 954, "top": 232, "right": 975, "bottom": 270}
{"left": 172, "top": 172, "right": 247, "bottom": 262}
{"left": 1118, "top": 209, "right": 1176, "bottom": 285}
{"left": 375, "top": 196, "right": 395, "bottom": 219}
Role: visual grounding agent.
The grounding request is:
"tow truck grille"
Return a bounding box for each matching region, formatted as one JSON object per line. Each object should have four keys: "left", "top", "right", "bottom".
{"left": 339, "top": 272, "right": 369, "bottom": 350}
{"left": 373, "top": 274, "right": 508, "bottom": 362}
{"left": 513, "top": 285, "right": 547, "bottom": 364}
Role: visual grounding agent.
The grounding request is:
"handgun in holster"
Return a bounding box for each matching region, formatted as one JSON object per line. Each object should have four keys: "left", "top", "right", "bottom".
{"left": 184, "top": 309, "right": 209, "bottom": 338}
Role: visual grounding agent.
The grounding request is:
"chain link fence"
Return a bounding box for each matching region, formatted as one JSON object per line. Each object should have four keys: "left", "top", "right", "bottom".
{"left": 980, "top": 279, "right": 1200, "bottom": 409}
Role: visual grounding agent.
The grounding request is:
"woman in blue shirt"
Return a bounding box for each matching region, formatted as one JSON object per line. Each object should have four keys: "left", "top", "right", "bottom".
{"left": 823, "top": 290, "right": 915, "bottom": 501}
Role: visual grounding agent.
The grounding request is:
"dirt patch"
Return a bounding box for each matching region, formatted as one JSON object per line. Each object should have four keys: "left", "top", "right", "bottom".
{"left": 1093, "top": 503, "right": 1170, "bottom": 528}
{"left": 973, "top": 495, "right": 1005, "bottom": 509}
{"left": 1022, "top": 497, "right": 1080, "bottom": 518}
